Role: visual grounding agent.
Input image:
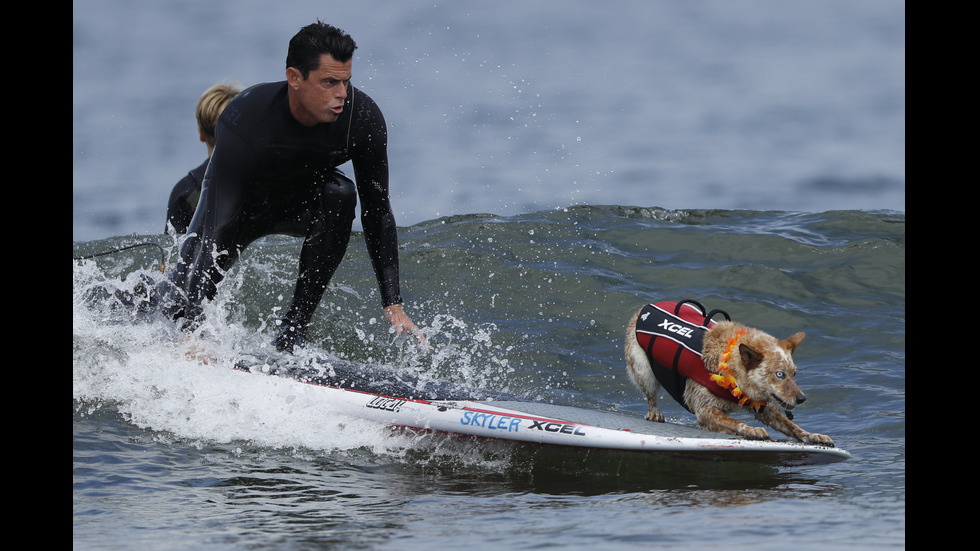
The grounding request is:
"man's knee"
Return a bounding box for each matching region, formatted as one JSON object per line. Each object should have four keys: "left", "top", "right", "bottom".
{"left": 327, "top": 171, "right": 357, "bottom": 218}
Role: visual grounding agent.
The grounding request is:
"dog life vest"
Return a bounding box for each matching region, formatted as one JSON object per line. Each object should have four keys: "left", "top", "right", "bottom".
{"left": 634, "top": 300, "right": 743, "bottom": 411}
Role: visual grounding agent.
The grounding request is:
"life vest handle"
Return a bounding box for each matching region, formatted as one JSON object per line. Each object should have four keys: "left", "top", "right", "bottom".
{"left": 704, "top": 308, "right": 732, "bottom": 326}
{"left": 674, "top": 299, "right": 706, "bottom": 316}
{"left": 672, "top": 299, "right": 732, "bottom": 327}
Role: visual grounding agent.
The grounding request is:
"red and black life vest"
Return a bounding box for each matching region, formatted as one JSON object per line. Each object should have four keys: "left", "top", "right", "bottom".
{"left": 634, "top": 300, "right": 741, "bottom": 411}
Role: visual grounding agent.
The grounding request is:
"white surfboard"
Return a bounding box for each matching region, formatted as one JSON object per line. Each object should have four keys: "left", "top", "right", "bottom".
{"left": 236, "top": 354, "right": 851, "bottom": 466}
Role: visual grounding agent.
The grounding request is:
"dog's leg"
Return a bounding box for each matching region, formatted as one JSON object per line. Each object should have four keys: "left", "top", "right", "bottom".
{"left": 626, "top": 348, "right": 665, "bottom": 422}
{"left": 625, "top": 315, "right": 665, "bottom": 422}
{"left": 757, "top": 408, "right": 835, "bottom": 446}
{"left": 696, "top": 407, "right": 770, "bottom": 440}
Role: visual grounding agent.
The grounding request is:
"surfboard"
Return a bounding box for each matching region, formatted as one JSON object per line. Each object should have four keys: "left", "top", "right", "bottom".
{"left": 235, "top": 353, "right": 851, "bottom": 466}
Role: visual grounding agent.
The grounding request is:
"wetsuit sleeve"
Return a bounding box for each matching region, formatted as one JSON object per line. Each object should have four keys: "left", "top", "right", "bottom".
{"left": 166, "top": 173, "right": 196, "bottom": 233}
{"left": 350, "top": 97, "right": 403, "bottom": 307}
{"left": 166, "top": 159, "right": 207, "bottom": 233}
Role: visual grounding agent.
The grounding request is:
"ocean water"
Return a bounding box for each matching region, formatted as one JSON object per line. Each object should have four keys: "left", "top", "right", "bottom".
{"left": 74, "top": 207, "right": 905, "bottom": 550}
{"left": 74, "top": 2, "right": 905, "bottom": 550}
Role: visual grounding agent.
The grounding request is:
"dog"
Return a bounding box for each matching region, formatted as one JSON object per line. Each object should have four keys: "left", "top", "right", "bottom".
{"left": 625, "top": 301, "right": 833, "bottom": 446}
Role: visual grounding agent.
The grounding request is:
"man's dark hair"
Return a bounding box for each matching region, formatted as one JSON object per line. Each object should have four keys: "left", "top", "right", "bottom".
{"left": 286, "top": 21, "right": 357, "bottom": 78}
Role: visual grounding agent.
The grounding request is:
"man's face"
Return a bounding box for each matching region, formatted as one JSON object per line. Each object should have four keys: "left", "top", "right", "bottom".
{"left": 287, "top": 54, "right": 352, "bottom": 126}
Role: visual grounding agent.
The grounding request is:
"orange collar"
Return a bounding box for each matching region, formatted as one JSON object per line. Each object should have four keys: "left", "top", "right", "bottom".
{"left": 709, "top": 329, "right": 766, "bottom": 411}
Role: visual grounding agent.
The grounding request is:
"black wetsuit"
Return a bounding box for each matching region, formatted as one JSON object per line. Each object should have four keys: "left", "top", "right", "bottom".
{"left": 169, "top": 81, "right": 402, "bottom": 345}
{"left": 165, "top": 158, "right": 208, "bottom": 233}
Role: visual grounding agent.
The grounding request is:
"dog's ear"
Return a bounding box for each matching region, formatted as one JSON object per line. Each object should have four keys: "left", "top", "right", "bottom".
{"left": 739, "top": 343, "right": 764, "bottom": 370}
{"left": 781, "top": 332, "right": 806, "bottom": 353}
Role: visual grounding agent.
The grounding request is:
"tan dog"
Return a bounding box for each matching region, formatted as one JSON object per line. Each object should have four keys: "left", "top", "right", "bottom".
{"left": 625, "top": 306, "right": 833, "bottom": 446}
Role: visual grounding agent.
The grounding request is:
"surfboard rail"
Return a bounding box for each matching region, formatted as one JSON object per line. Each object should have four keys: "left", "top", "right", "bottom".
{"left": 236, "top": 354, "right": 851, "bottom": 466}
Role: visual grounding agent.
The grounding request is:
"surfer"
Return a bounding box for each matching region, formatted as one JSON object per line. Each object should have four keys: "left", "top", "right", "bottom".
{"left": 166, "top": 21, "right": 422, "bottom": 352}
{"left": 165, "top": 83, "right": 241, "bottom": 234}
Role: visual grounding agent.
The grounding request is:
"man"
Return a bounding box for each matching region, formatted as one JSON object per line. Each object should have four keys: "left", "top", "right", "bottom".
{"left": 169, "top": 21, "right": 421, "bottom": 352}
{"left": 166, "top": 83, "right": 241, "bottom": 234}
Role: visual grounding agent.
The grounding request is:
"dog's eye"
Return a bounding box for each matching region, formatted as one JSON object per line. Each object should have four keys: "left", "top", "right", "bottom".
{"left": 775, "top": 371, "right": 785, "bottom": 379}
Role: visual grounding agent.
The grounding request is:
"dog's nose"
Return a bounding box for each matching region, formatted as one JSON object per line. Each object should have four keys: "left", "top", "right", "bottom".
{"left": 796, "top": 393, "right": 807, "bottom": 405}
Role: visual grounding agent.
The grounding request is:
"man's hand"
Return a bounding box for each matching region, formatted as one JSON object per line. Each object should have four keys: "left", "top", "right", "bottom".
{"left": 384, "top": 304, "right": 425, "bottom": 343}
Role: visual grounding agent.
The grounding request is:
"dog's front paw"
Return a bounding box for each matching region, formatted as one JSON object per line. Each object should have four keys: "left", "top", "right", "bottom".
{"left": 801, "top": 432, "right": 835, "bottom": 447}
{"left": 739, "top": 425, "right": 770, "bottom": 440}
{"left": 645, "top": 409, "right": 665, "bottom": 422}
